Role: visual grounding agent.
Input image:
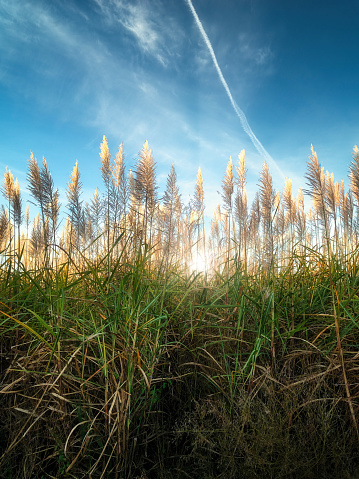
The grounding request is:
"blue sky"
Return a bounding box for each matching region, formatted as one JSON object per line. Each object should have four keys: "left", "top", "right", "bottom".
{"left": 1, "top": 0, "right": 358, "bottom": 217}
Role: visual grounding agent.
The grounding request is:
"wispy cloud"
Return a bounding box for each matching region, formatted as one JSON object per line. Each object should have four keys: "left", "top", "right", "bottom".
{"left": 0, "top": 0, "right": 111, "bottom": 82}
{"left": 93, "top": 0, "right": 183, "bottom": 66}
{"left": 238, "top": 33, "right": 273, "bottom": 68}
{"left": 0, "top": 0, "right": 135, "bottom": 125}
{"left": 120, "top": 3, "right": 167, "bottom": 65}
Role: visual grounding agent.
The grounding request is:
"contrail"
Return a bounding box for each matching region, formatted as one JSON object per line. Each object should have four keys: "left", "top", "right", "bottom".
{"left": 185, "top": 0, "right": 284, "bottom": 179}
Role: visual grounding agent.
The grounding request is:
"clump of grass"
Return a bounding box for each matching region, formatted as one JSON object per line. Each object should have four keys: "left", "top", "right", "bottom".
{"left": 1, "top": 245, "right": 359, "bottom": 478}
{"left": 1, "top": 142, "right": 359, "bottom": 478}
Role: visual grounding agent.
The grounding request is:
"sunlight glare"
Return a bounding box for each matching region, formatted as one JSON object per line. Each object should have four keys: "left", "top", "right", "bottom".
{"left": 188, "top": 252, "right": 207, "bottom": 273}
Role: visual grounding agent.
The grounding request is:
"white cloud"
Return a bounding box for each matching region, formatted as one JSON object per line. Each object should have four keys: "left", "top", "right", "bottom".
{"left": 137, "top": 79, "right": 158, "bottom": 98}
{"left": 121, "top": 4, "right": 166, "bottom": 65}
{"left": 0, "top": 0, "right": 141, "bottom": 125}
{"left": 237, "top": 33, "right": 274, "bottom": 70}
{"left": 0, "top": 0, "right": 112, "bottom": 80}
{"left": 93, "top": 0, "right": 184, "bottom": 66}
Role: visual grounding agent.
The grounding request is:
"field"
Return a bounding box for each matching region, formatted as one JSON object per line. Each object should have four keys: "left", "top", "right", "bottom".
{"left": 1, "top": 140, "right": 359, "bottom": 478}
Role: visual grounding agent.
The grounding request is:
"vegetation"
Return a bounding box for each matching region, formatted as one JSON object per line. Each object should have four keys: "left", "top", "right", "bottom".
{"left": 0, "top": 139, "right": 359, "bottom": 478}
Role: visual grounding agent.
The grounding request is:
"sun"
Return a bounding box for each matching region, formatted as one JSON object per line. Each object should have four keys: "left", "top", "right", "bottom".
{"left": 188, "top": 252, "right": 207, "bottom": 273}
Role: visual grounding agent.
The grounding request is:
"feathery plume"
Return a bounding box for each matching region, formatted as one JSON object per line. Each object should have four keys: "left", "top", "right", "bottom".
{"left": 27, "top": 152, "right": 60, "bottom": 250}
{"left": 349, "top": 145, "right": 359, "bottom": 205}
{"left": 162, "top": 164, "right": 181, "bottom": 261}
{"left": 13, "top": 178, "right": 23, "bottom": 247}
{"left": 163, "top": 164, "right": 181, "bottom": 217}
{"left": 27, "top": 152, "right": 42, "bottom": 209}
{"left": 111, "top": 143, "right": 129, "bottom": 246}
{"left": 221, "top": 157, "right": 234, "bottom": 214}
{"left": 25, "top": 203, "right": 30, "bottom": 228}
{"left": 193, "top": 167, "right": 204, "bottom": 213}
{"left": 259, "top": 161, "right": 275, "bottom": 228}
{"left": 1, "top": 167, "right": 15, "bottom": 205}
{"left": 134, "top": 141, "right": 158, "bottom": 246}
{"left": 295, "top": 188, "right": 306, "bottom": 243}
{"left": 259, "top": 162, "right": 276, "bottom": 268}
{"left": 325, "top": 171, "right": 339, "bottom": 216}
{"left": 112, "top": 143, "right": 124, "bottom": 186}
{"left": 135, "top": 141, "right": 157, "bottom": 211}
{"left": 236, "top": 149, "right": 247, "bottom": 192}
{"left": 100, "top": 135, "right": 111, "bottom": 187}
{"left": 304, "top": 145, "right": 327, "bottom": 221}
{"left": 0, "top": 207, "right": 9, "bottom": 246}
{"left": 339, "top": 180, "right": 353, "bottom": 233}
{"left": 283, "top": 178, "right": 293, "bottom": 215}
{"left": 66, "top": 160, "right": 83, "bottom": 241}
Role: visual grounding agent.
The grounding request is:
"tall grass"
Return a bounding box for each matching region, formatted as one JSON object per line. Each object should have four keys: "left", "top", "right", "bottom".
{"left": 0, "top": 142, "right": 359, "bottom": 478}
